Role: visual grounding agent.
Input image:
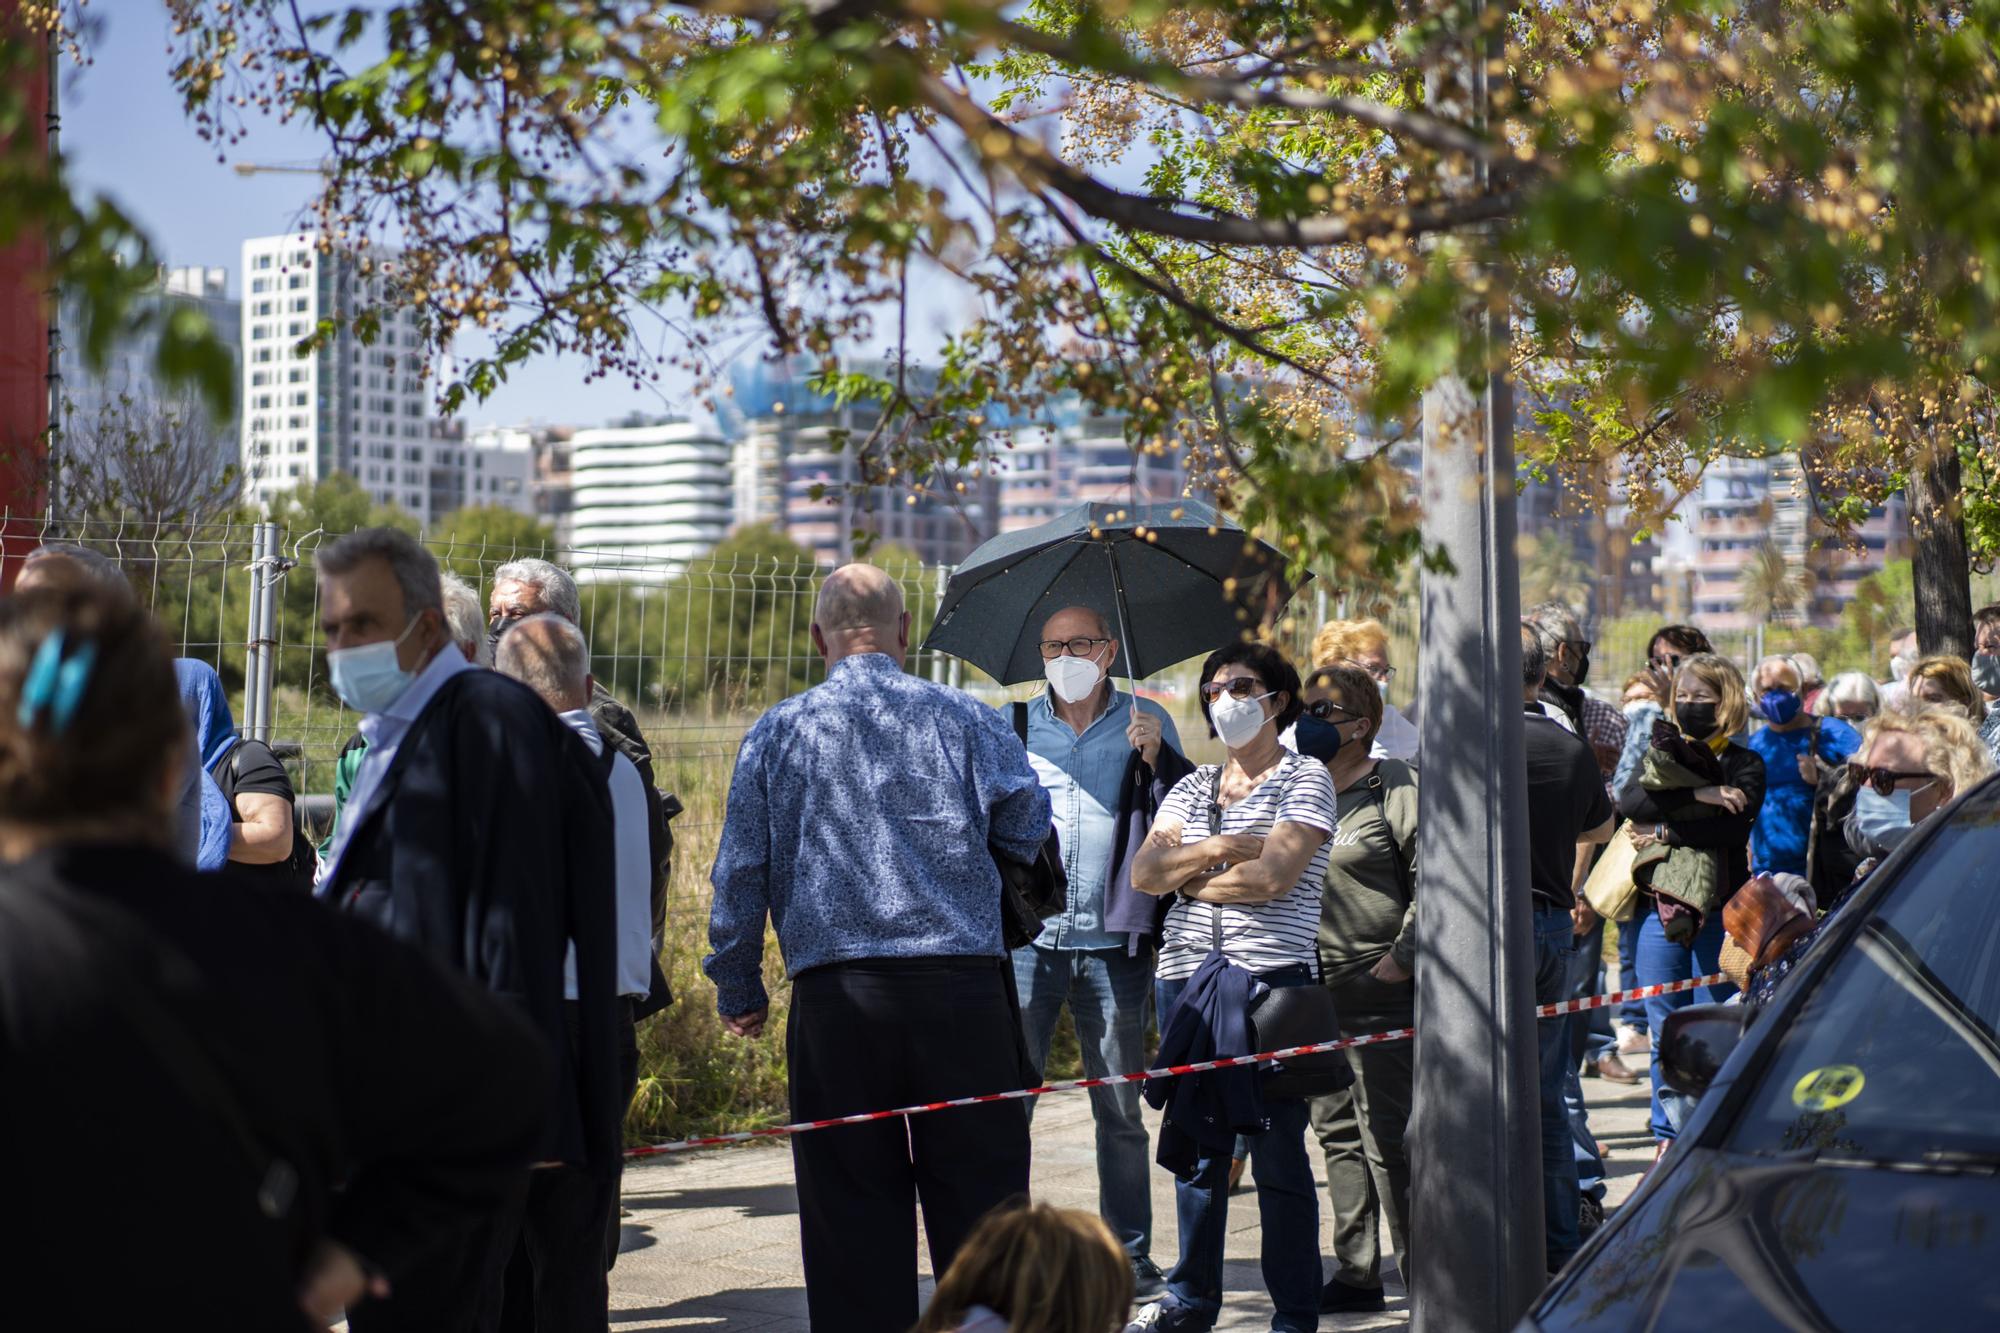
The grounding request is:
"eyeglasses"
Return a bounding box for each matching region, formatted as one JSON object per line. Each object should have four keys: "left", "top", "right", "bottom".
{"left": 1201, "top": 677, "right": 1268, "bottom": 701}
{"left": 1038, "top": 636, "right": 1111, "bottom": 660}
{"left": 1340, "top": 658, "right": 1397, "bottom": 682}
{"left": 1847, "top": 762, "right": 1939, "bottom": 797}
{"left": 1303, "top": 700, "right": 1359, "bottom": 721}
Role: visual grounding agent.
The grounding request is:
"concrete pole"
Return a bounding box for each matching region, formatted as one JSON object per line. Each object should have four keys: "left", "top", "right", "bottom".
{"left": 1409, "top": 309, "right": 1543, "bottom": 1333}
{"left": 1408, "top": 2, "right": 1544, "bottom": 1328}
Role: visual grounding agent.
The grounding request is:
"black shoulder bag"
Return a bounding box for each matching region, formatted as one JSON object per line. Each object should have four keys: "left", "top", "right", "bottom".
{"left": 1205, "top": 761, "right": 1354, "bottom": 1102}
{"left": 999, "top": 702, "right": 1068, "bottom": 949}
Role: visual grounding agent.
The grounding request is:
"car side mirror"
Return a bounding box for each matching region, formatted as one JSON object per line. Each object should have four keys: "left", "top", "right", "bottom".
{"left": 1660, "top": 1003, "right": 1752, "bottom": 1099}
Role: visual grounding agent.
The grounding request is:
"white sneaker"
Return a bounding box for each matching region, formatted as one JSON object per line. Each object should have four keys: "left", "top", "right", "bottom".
{"left": 1123, "top": 1303, "right": 1168, "bottom": 1332}
{"left": 1616, "top": 1024, "right": 1650, "bottom": 1056}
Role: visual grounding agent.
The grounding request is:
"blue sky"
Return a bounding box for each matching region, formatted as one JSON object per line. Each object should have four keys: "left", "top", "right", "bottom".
{"left": 63, "top": 6, "right": 696, "bottom": 428}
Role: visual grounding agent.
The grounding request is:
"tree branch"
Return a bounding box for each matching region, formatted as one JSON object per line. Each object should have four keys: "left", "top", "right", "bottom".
{"left": 919, "top": 74, "right": 1519, "bottom": 248}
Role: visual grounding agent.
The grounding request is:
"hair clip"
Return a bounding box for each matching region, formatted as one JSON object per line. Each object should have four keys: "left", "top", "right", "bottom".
{"left": 15, "top": 629, "right": 97, "bottom": 735}
{"left": 49, "top": 642, "right": 97, "bottom": 734}
{"left": 16, "top": 629, "right": 65, "bottom": 729}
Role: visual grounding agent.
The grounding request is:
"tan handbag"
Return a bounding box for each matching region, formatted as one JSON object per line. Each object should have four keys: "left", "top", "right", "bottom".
{"left": 1581, "top": 823, "right": 1642, "bottom": 922}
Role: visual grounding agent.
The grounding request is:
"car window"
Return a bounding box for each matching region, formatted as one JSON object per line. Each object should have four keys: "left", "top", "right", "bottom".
{"left": 1726, "top": 799, "right": 2000, "bottom": 1163}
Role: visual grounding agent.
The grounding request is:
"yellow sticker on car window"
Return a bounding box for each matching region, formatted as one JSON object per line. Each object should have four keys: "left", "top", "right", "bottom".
{"left": 1792, "top": 1065, "right": 1866, "bottom": 1112}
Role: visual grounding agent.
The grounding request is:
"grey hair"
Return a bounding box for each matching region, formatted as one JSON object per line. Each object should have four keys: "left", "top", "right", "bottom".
{"left": 1520, "top": 620, "right": 1552, "bottom": 688}
{"left": 494, "top": 612, "right": 590, "bottom": 708}
{"left": 439, "top": 572, "right": 489, "bottom": 667}
{"left": 492, "top": 557, "right": 581, "bottom": 625}
{"left": 315, "top": 527, "right": 444, "bottom": 622}
{"left": 1753, "top": 654, "right": 1803, "bottom": 689}
{"left": 24, "top": 543, "right": 127, "bottom": 589}
{"left": 1523, "top": 599, "right": 1584, "bottom": 644}
{"left": 1789, "top": 651, "right": 1823, "bottom": 686}
{"left": 1814, "top": 670, "right": 1881, "bottom": 718}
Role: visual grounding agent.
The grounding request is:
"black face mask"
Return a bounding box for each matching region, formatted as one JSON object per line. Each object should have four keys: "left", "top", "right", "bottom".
{"left": 1294, "top": 713, "right": 1345, "bottom": 762}
{"left": 1570, "top": 648, "right": 1591, "bottom": 689}
{"left": 1676, "top": 700, "right": 1719, "bottom": 738}
{"left": 487, "top": 619, "right": 510, "bottom": 651}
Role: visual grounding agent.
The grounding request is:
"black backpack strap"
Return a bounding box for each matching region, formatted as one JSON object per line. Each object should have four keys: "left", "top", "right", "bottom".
{"left": 1012, "top": 700, "right": 1029, "bottom": 744}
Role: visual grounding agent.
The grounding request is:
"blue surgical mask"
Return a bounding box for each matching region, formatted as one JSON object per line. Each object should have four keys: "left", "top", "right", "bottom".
{"left": 327, "top": 616, "right": 423, "bottom": 714}
{"left": 1760, "top": 689, "right": 1803, "bottom": 725}
{"left": 1851, "top": 785, "right": 1919, "bottom": 853}
{"left": 1294, "top": 713, "right": 1345, "bottom": 762}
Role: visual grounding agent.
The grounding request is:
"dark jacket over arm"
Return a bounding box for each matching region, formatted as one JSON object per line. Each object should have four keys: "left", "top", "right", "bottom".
{"left": 326, "top": 670, "right": 622, "bottom": 1169}
{"left": 1104, "top": 742, "right": 1197, "bottom": 954}
{"left": 1619, "top": 743, "right": 1766, "bottom": 898}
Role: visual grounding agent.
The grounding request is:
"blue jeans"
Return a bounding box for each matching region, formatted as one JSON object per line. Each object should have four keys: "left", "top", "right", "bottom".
{"left": 1616, "top": 916, "right": 1644, "bottom": 1029}
{"left": 1561, "top": 920, "right": 1606, "bottom": 1201}
{"left": 1153, "top": 966, "right": 1320, "bottom": 1333}
{"left": 1012, "top": 944, "right": 1154, "bottom": 1259}
{"left": 1533, "top": 908, "right": 1580, "bottom": 1269}
{"left": 1568, "top": 917, "right": 1615, "bottom": 1066}
{"left": 1634, "top": 909, "right": 1735, "bottom": 1140}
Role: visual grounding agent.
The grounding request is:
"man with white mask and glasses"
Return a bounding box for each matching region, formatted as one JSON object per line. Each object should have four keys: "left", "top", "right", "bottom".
{"left": 1011, "top": 605, "right": 1190, "bottom": 1301}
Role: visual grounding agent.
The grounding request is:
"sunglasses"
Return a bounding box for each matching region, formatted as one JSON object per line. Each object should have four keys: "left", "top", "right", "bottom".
{"left": 1201, "top": 677, "right": 1269, "bottom": 701}
{"left": 1303, "top": 699, "right": 1359, "bottom": 721}
{"left": 1847, "top": 762, "right": 1939, "bottom": 797}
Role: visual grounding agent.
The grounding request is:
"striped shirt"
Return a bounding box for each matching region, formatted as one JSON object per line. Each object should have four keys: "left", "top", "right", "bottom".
{"left": 1153, "top": 753, "right": 1337, "bottom": 982}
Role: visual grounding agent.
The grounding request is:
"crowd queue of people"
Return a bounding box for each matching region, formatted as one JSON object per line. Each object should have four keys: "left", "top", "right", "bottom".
{"left": 6, "top": 530, "right": 1998, "bottom": 1333}
{"left": 703, "top": 570, "right": 2000, "bottom": 1333}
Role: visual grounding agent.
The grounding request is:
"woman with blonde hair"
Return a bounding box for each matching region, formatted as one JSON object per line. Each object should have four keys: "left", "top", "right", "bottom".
{"left": 1616, "top": 653, "right": 1766, "bottom": 1155}
{"left": 915, "top": 1204, "right": 1133, "bottom": 1333}
{"left": 1905, "top": 654, "right": 1982, "bottom": 724}
{"left": 1307, "top": 618, "right": 1418, "bottom": 760}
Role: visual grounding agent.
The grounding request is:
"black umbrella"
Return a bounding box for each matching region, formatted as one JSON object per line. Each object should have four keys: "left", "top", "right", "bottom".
{"left": 923, "top": 500, "right": 1311, "bottom": 684}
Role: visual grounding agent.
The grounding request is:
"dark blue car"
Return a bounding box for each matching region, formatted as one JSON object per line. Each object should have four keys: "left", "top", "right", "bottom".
{"left": 1521, "top": 776, "right": 2000, "bottom": 1331}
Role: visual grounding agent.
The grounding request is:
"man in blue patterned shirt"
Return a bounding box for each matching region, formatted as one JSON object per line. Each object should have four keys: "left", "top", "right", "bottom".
{"left": 705, "top": 563, "right": 1052, "bottom": 1333}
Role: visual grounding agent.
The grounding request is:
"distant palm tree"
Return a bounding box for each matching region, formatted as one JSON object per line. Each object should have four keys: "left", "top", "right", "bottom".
{"left": 1738, "top": 543, "right": 1811, "bottom": 625}
{"left": 1518, "top": 530, "right": 1594, "bottom": 612}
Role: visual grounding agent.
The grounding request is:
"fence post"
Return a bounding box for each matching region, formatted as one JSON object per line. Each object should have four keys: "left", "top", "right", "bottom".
{"left": 246, "top": 522, "right": 281, "bottom": 743}
{"left": 931, "top": 564, "right": 950, "bottom": 686}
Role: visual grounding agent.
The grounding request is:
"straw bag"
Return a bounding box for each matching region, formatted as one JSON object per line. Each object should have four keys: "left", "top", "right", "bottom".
{"left": 1581, "top": 823, "right": 1642, "bottom": 922}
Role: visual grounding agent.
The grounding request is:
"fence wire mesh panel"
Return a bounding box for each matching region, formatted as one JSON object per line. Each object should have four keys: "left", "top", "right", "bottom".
{"left": 4, "top": 512, "right": 1802, "bottom": 781}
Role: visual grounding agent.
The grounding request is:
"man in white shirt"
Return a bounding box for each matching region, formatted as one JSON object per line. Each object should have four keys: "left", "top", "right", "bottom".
{"left": 496, "top": 613, "right": 655, "bottom": 1331}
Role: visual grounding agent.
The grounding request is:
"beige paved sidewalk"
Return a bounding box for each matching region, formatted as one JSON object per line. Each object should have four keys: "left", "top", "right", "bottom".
{"left": 607, "top": 1056, "right": 1657, "bottom": 1331}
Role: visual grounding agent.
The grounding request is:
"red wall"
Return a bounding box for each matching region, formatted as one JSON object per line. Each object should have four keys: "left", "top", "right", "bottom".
{"left": 0, "top": 0, "right": 50, "bottom": 589}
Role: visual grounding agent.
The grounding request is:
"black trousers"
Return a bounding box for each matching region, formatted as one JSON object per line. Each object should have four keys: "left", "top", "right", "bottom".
{"left": 348, "top": 1172, "right": 529, "bottom": 1333}
{"left": 500, "top": 1004, "right": 636, "bottom": 1333}
{"left": 788, "top": 957, "right": 1033, "bottom": 1333}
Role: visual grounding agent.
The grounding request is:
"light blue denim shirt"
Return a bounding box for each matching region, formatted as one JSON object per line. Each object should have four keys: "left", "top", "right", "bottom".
{"left": 705, "top": 654, "right": 1052, "bottom": 1017}
{"left": 1019, "top": 687, "right": 1182, "bottom": 951}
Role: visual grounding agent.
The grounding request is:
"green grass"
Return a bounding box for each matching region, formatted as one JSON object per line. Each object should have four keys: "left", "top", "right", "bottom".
{"left": 268, "top": 688, "right": 1205, "bottom": 1144}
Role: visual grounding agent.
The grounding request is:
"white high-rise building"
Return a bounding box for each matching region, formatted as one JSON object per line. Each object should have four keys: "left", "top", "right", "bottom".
{"left": 239, "top": 232, "right": 439, "bottom": 520}
{"left": 568, "top": 419, "right": 732, "bottom": 578}
{"left": 453, "top": 425, "right": 538, "bottom": 518}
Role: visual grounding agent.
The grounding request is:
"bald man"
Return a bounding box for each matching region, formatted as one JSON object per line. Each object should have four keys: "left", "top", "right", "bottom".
{"left": 705, "top": 563, "right": 1053, "bottom": 1333}
{"left": 494, "top": 614, "right": 653, "bottom": 1333}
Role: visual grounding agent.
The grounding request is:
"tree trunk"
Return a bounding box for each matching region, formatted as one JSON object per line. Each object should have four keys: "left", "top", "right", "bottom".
{"left": 1906, "top": 443, "right": 1974, "bottom": 660}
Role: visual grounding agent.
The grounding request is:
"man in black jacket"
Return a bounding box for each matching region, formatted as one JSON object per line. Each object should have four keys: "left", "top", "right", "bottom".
{"left": 317, "top": 528, "right": 621, "bottom": 1332}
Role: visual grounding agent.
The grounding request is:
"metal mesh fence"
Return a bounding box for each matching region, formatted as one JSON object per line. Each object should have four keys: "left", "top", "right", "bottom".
{"left": 2, "top": 511, "right": 1788, "bottom": 781}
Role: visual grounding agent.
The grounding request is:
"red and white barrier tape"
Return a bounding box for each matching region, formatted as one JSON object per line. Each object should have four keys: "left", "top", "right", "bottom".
{"left": 626, "top": 971, "right": 1730, "bottom": 1158}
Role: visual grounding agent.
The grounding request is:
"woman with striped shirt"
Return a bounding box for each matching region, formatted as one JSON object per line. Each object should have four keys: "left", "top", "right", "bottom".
{"left": 1129, "top": 642, "right": 1336, "bottom": 1333}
